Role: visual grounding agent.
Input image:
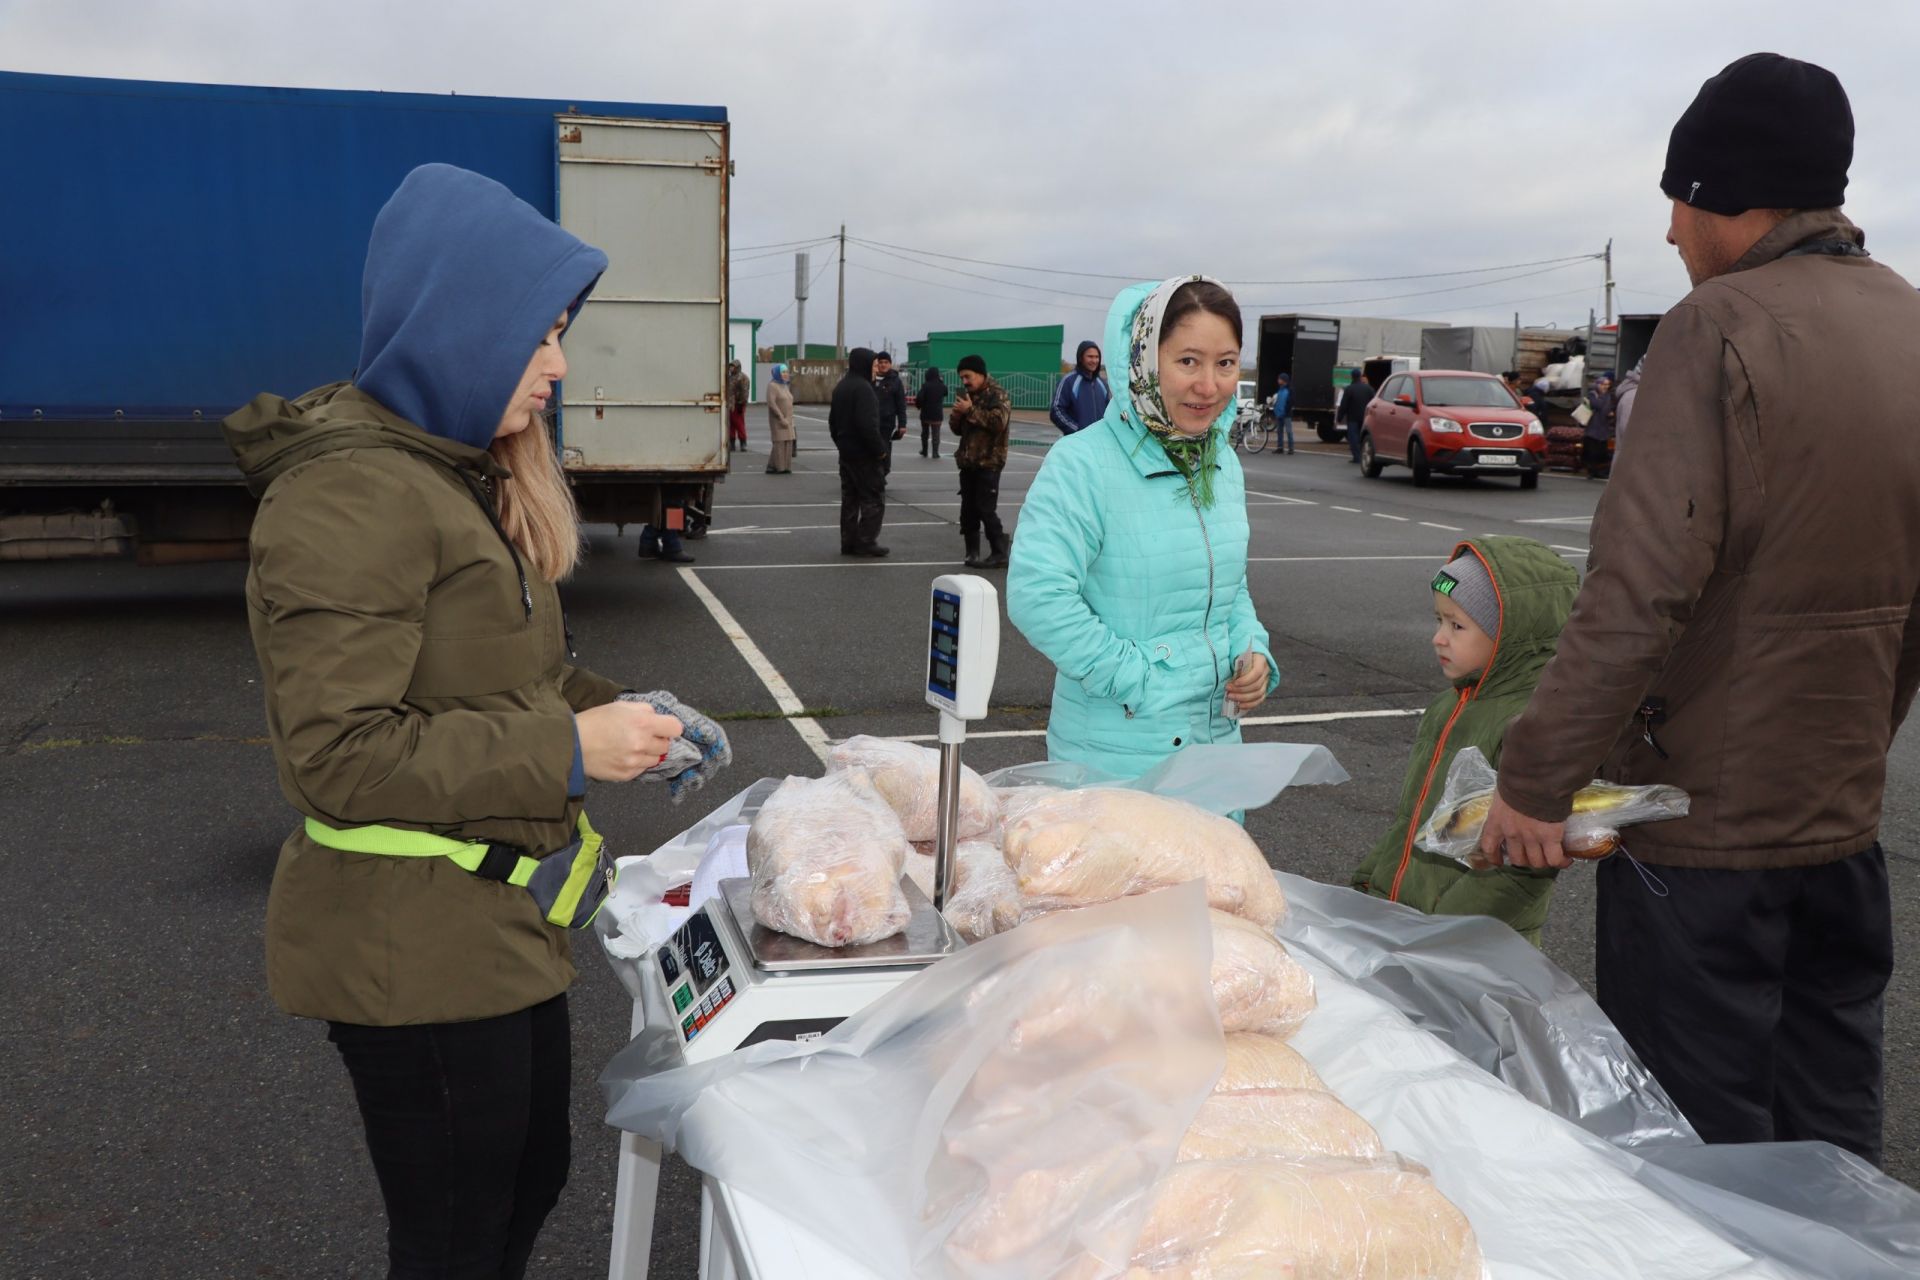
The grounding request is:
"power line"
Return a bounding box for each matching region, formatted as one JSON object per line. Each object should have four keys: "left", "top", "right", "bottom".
{"left": 852, "top": 240, "right": 1115, "bottom": 300}
{"left": 761, "top": 248, "right": 841, "bottom": 330}
{"left": 730, "top": 238, "right": 836, "bottom": 264}
{"left": 846, "top": 234, "right": 1601, "bottom": 286}
{"left": 731, "top": 234, "right": 834, "bottom": 252}
{"left": 846, "top": 260, "right": 1110, "bottom": 314}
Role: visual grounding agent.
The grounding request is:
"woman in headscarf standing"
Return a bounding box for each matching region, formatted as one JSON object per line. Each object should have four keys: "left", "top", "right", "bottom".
{"left": 1008, "top": 276, "right": 1279, "bottom": 782}
{"left": 765, "top": 362, "right": 796, "bottom": 473}
{"left": 224, "top": 164, "right": 686, "bottom": 1278}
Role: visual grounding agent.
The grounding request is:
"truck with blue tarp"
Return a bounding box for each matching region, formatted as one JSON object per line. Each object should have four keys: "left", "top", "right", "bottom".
{"left": 0, "top": 71, "right": 731, "bottom": 560}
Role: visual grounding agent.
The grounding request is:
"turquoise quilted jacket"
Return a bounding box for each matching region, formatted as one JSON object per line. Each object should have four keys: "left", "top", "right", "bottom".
{"left": 1007, "top": 281, "right": 1279, "bottom": 781}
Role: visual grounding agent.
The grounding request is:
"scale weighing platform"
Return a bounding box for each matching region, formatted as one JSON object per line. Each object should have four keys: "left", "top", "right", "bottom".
{"left": 607, "top": 575, "right": 999, "bottom": 1279}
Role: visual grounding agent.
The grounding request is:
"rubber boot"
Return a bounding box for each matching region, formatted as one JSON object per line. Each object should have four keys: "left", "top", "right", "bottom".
{"left": 963, "top": 533, "right": 984, "bottom": 568}
{"left": 982, "top": 532, "right": 1010, "bottom": 570}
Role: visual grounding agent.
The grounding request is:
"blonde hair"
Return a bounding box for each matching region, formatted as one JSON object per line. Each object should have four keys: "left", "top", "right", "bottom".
{"left": 489, "top": 415, "right": 582, "bottom": 581}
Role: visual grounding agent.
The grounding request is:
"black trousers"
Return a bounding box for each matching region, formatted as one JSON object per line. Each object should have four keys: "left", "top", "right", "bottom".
{"left": 920, "top": 418, "right": 942, "bottom": 456}
{"left": 328, "top": 994, "right": 572, "bottom": 1280}
{"left": 958, "top": 467, "right": 1005, "bottom": 544}
{"left": 1583, "top": 434, "right": 1612, "bottom": 476}
{"left": 1596, "top": 846, "right": 1892, "bottom": 1164}
{"left": 837, "top": 455, "right": 886, "bottom": 550}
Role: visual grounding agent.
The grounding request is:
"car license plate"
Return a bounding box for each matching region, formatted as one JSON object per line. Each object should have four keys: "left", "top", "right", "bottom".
{"left": 1480, "top": 453, "right": 1519, "bottom": 466}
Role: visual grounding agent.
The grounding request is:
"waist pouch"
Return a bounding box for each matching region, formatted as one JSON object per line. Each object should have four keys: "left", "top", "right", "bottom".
{"left": 303, "top": 812, "right": 614, "bottom": 930}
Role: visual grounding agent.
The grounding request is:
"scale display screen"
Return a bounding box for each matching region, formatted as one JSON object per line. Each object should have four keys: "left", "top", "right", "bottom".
{"left": 928, "top": 589, "right": 961, "bottom": 698}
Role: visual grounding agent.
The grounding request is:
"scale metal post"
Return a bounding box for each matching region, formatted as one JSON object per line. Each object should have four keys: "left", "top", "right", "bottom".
{"left": 609, "top": 574, "right": 1001, "bottom": 1280}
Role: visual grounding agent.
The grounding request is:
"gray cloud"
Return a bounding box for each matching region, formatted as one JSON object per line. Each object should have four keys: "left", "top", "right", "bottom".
{"left": 7, "top": 0, "right": 1915, "bottom": 354}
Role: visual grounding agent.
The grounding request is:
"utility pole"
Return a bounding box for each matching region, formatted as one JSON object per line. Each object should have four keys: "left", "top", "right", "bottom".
{"left": 835, "top": 223, "right": 847, "bottom": 359}
{"left": 794, "top": 251, "right": 810, "bottom": 358}
{"left": 1603, "top": 238, "right": 1615, "bottom": 326}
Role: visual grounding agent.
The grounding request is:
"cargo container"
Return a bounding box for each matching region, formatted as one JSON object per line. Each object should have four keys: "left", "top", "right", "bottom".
{"left": 0, "top": 71, "right": 730, "bottom": 560}
{"left": 1255, "top": 315, "right": 1342, "bottom": 441}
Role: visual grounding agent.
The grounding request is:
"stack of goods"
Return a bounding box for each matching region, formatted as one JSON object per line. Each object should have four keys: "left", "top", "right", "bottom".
{"left": 744, "top": 752, "right": 1484, "bottom": 1276}
{"left": 1545, "top": 424, "right": 1586, "bottom": 471}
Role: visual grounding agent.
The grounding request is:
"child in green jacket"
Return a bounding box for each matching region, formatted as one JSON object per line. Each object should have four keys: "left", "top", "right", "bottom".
{"left": 1350, "top": 537, "right": 1579, "bottom": 945}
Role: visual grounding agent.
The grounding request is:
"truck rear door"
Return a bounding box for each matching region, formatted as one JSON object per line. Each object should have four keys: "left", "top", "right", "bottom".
{"left": 554, "top": 116, "right": 729, "bottom": 473}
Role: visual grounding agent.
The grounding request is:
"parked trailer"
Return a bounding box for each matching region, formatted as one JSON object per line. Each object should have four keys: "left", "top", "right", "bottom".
{"left": 1255, "top": 315, "right": 1342, "bottom": 441}
{"left": 0, "top": 72, "right": 730, "bottom": 561}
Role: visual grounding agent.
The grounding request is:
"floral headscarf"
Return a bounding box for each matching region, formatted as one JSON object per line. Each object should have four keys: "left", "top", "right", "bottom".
{"left": 1127, "top": 273, "right": 1228, "bottom": 508}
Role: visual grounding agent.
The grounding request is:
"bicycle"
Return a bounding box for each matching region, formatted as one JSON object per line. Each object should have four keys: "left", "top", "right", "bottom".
{"left": 1229, "top": 404, "right": 1271, "bottom": 455}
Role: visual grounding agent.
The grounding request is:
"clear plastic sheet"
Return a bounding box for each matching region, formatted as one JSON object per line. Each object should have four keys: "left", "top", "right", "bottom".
{"left": 905, "top": 839, "right": 1027, "bottom": 942}
{"left": 1001, "top": 788, "right": 1288, "bottom": 925}
{"left": 985, "top": 741, "right": 1348, "bottom": 817}
{"left": 1278, "top": 873, "right": 1920, "bottom": 1279}
{"left": 1416, "top": 746, "right": 1690, "bottom": 866}
{"left": 1207, "top": 909, "right": 1316, "bottom": 1036}
{"left": 829, "top": 734, "right": 1002, "bottom": 841}
{"left": 600, "top": 884, "right": 1225, "bottom": 1280}
{"left": 1176, "top": 1090, "right": 1385, "bottom": 1163}
{"left": 746, "top": 771, "right": 912, "bottom": 947}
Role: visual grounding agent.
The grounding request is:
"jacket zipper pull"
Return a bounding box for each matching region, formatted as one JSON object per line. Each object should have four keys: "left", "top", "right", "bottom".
{"left": 520, "top": 576, "right": 534, "bottom": 620}
{"left": 1637, "top": 697, "right": 1670, "bottom": 760}
{"left": 563, "top": 611, "right": 577, "bottom": 660}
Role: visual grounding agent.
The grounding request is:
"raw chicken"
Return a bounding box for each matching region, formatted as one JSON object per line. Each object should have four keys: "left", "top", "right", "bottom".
{"left": 1177, "top": 1089, "right": 1383, "bottom": 1162}
{"left": 827, "top": 734, "right": 1001, "bottom": 842}
{"left": 904, "top": 839, "right": 1027, "bottom": 941}
{"left": 745, "top": 771, "right": 912, "bottom": 947}
{"left": 1209, "top": 910, "right": 1316, "bottom": 1037}
{"left": 1217, "top": 1033, "right": 1324, "bottom": 1093}
{"left": 1124, "top": 1157, "right": 1482, "bottom": 1280}
{"left": 1002, "top": 788, "right": 1287, "bottom": 925}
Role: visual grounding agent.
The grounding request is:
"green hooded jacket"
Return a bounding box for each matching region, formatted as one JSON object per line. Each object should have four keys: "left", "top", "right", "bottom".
{"left": 226, "top": 383, "right": 624, "bottom": 1025}
{"left": 1350, "top": 537, "right": 1579, "bottom": 944}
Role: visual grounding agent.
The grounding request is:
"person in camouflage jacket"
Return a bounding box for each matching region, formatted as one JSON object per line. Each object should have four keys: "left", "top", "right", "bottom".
{"left": 949, "top": 355, "right": 1011, "bottom": 567}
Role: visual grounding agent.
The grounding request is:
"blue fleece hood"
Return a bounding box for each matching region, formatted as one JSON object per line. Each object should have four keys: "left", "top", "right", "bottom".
{"left": 355, "top": 164, "right": 608, "bottom": 450}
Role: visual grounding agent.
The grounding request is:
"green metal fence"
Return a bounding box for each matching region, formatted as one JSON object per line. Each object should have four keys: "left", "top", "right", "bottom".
{"left": 901, "top": 366, "right": 1059, "bottom": 412}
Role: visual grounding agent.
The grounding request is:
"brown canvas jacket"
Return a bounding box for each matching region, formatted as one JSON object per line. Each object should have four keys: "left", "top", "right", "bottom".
{"left": 950, "top": 375, "right": 1011, "bottom": 471}
{"left": 1499, "top": 212, "right": 1920, "bottom": 869}
{"left": 225, "top": 384, "right": 625, "bottom": 1024}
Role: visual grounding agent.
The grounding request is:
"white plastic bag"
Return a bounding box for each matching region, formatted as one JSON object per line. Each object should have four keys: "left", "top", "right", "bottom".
{"left": 601, "top": 884, "right": 1225, "bottom": 1280}
{"left": 829, "top": 734, "right": 1002, "bottom": 841}
{"left": 746, "top": 770, "right": 913, "bottom": 946}
{"left": 1416, "top": 746, "right": 1689, "bottom": 868}
{"left": 1002, "top": 787, "right": 1288, "bottom": 925}
{"left": 905, "top": 839, "right": 1028, "bottom": 942}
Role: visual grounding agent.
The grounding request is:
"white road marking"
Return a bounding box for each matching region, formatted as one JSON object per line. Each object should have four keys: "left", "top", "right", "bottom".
{"left": 1244, "top": 490, "right": 1317, "bottom": 505}
{"left": 709, "top": 521, "right": 948, "bottom": 535}
{"left": 1515, "top": 516, "right": 1595, "bottom": 525}
{"left": 1550, "top": 545, "right": 1591, "bottom": 555}
{"left": 698, "top": 554, "right": 1456, "bottom": 572}
{"left": 1247, "top": 555, "right": 1446, "bottom": 564}
{"left": 1372, "top": 513, "right": 1410, "bottom": 522}
{"left": 1332, "top": 506, "right": 1363, "bottom": 514}
{"left": 1419, "top": 522, "right": 1463, "bottom": 532}
{"left": 676, "top": 568, "right": 833, "bottom": 764}
{"left": 883, "top": 706, "right": 1426, "bottom": 743}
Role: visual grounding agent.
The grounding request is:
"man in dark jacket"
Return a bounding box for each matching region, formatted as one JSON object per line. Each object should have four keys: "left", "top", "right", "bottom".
{"left": 1480, "top": 53, "right": 1920, "bottom": 1165}
{"left": 1337, "top": 369, "right": 1374, "bottom": 463}
{"left": 873, "top": 350, "right": 908, "bottom": 475}
{"left": 916, "top": 366, "right": 947, "bottom": 458}
{"left": 1049, "top": 340, "right": 1109, "bottom": 434}
{"left": 950, "top": 354, "right": 1011, "bottom": 568}
{"left": 829, "top": 347, "right": 889, "bottom": 556}
{"left": 1581, "top": 372, "right": 1618, "bottom": 479}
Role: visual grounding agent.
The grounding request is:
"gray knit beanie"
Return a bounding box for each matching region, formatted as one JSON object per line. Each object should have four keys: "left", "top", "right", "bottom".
{"left": 1433, "top": 552, "right": 1500, "bottom": 638}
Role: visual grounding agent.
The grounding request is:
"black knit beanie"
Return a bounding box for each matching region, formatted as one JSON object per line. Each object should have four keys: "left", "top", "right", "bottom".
{"left": 1661, "top": 53, "right": 1852, "bottom": 216}
{"left": 958, "top": 354, "right": 987, "bottom": 376}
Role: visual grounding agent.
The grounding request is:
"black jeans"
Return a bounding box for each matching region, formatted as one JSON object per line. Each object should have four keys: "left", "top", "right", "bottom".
{"left": 837, "top": 455, "right": 886, "bottom": 550}
{"left": 920, "top": 418, "right": 942, "bottom": 456}
{"left": 1346, "top": 422, "right": 1364, "bottom": 462}
{"left": 328, "top": 994, "right": 572, "bottom": 1279}
{"left": 958, "top": 467, "right": 1005, "bottom": 545}
{"left": 1596, "top": 846, "right": 1892, "bottom": 1164}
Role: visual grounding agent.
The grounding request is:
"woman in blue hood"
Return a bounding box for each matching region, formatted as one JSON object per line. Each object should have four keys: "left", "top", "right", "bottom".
{"left": 225, "top": 164, "right": 695, "bottom": 1278}
{"left": 1008, "top": 276, "right": 1279, "bottom": 784}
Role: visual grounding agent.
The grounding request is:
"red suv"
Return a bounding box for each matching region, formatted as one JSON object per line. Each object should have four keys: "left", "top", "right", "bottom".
{"left": 1359, "top": 371, "right": 1546, "bottom": 489}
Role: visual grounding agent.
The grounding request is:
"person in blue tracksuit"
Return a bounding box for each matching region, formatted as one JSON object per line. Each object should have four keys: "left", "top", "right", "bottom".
{"left": 1008, "top": 276, "right": 1279, "bottom": 782}
{"left": 1049, "top": 339, "right": 1111, "bottom": 434}
{"left": 1269, "top": 372, "right": 1293, "bottom": 454}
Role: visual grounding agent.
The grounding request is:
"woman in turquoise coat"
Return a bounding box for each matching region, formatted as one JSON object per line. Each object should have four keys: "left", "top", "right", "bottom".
{"left": 1008, "top": 276, "right": 1279, "bottom": 781}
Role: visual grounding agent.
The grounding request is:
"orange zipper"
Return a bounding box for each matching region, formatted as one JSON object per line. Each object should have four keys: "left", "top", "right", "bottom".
{"left": 1388, "top": 542, "right": 1506, "bottom": 902}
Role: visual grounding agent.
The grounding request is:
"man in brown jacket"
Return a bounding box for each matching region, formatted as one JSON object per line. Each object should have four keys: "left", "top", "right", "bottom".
{"left": 950, "top": 354, "right": 1012, "bottom": 568}
{"left": 1480, "top": 54, "right": 1920, "bottom": 1165}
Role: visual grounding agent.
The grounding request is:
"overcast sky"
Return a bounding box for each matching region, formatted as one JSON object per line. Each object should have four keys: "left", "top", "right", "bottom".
{"left": 9, "top": 0, "right": 1916, "bottom": 357}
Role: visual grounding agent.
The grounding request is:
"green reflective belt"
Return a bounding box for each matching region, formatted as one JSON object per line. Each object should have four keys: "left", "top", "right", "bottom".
{"left": 303, "top": 812, "right": 611, "bottom": 930}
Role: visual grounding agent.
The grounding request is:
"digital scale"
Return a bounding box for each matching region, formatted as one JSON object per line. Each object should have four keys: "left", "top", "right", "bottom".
{"left": 608, "top": 575, "right": 1001, "bottom": 1280}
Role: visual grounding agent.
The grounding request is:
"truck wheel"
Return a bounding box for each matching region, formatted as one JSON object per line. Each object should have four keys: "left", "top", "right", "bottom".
{"left": 1317, "top": 422, "right": 1342, "bottom": 444}
{"left": 1519, "top": 470, "right": 1540, "bottom": 490}
{"left": 1361, "top": 433, "right": 1384, "bottom": 478}
{"left": 1409, "top": 441, "right": 1432, "bottom": 487}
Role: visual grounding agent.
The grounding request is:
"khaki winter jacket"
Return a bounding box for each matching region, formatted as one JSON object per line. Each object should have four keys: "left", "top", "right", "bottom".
{"left": 767, "top": 381, "right": 795, "bottom": 442}
{"left": 1500, "top": 212, "right": 1920, "bottom": 869}
{"left": 950, "top": 375, "right": 1011, "bottom": 471}
{"left": 226, "top": 384, "right": 624, "bottom": 1024}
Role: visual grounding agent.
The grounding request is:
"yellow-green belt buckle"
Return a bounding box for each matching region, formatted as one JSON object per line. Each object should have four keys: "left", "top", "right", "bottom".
{"left": 525, "top": 814, "right": 615, "bottom": 930}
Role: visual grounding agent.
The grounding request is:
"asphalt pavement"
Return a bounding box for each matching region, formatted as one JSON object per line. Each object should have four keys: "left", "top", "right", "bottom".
{"left": 4, "top": 406, "right": 1915, "bottom": 1277}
